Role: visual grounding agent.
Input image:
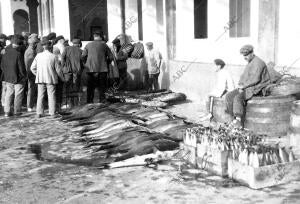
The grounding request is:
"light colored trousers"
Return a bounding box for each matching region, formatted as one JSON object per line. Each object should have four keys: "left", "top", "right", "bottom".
{"left": 1, "top": 81, "right": 7, "bottom": 106}
{"left": 37, "top": 84, "right": 56, "bottom": 115}
{"left": 4, "top": 82, "right": 25, "bottom": 114}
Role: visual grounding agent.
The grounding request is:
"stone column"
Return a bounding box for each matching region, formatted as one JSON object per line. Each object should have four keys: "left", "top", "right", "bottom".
{"left": 26, "top": 0, "right": 39, "bottom": 34}
{"left": 165, "top": 0, "right": 176, "bottom": 59}
{"left": 45, "top": 0, "right": 51, "bottom": 33}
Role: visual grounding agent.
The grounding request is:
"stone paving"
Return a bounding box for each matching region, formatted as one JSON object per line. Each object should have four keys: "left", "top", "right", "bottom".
{"left": 0, "top": 103, "right": 299, "bottom": 203}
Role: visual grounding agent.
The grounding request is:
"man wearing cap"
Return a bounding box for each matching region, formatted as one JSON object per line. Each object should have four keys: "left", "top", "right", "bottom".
{"left": 0, "top": 35, "right": 27, "bottom": 117}
{"left": 145, "top": 42, "right": 162, "bottom": 91}
{"left": 82, "top": 31, "right": 113, "bottom": 103}
{"left": 30, "top": 37, "right": 62, "bottom": 118}
{"left": 61, "top": 38, "right": 83, "bottom": 106}
{"left": 200, "top": 59, "right": 235, "bottom": 121}
{"left": 225, "top": 45, "right": 270, "bottom": 127}
{"left": 24, "top": 33, "right": 39, "bottom": 112}
{"left": 111, "top": 38, "right": 128, "bottom": 90}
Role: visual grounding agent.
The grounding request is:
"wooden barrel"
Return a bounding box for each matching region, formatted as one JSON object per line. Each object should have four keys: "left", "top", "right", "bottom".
{"left": 206, "top": 97, "right": 233, "bottom": 123}
{"left": 245, "top": 95, "right": 296, "bottom": 137}
{"left": 288, "top": 100, "right": 300, "bottom": 149}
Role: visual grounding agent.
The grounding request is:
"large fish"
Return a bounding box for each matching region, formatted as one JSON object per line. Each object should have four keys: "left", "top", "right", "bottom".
{"left": 62, "top": 103, "right": 108, "bottom": 121}
{"left": 102, "top": 133, "right": 167, "bottom": 154}
{"left": 113, "top": 139, "right": 179, "bottom": 162}
{"left": 163, "top": 124, "right": 198, "bottom": 140}
{"left": 152, "top": 120, "right": 185, "bottom": 132}
{"left": 83, "top": 123, "right": 136, "bottom": 141}
{"left": 83, "top": 119, "right": 129, "bottom": 135}
{"left": 153, "top": 92, "right": 186, "bottom": 104}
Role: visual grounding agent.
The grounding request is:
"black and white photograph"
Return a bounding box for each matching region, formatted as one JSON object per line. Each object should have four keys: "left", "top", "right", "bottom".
{"left": 0, "top": 0, "right": 300, "bottom": 203}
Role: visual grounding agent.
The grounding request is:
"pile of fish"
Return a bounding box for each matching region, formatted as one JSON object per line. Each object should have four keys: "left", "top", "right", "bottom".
{"left": 184, "top": 123, "right": 297, "bottom": 167}
{"left": 107, "top": 89, "right": 187, "bottom": 107}
{"left": 31, "top": 102, "right": 195, "bottom": 167}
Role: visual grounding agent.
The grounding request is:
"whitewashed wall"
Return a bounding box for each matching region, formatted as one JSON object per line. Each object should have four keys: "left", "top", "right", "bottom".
{"left": 277, "top": 0, "right": 300, "bottom": 68}
{"left": 0, "top": 0, "right": 14, "bottom": 34}
{"left": 11, "top": 0, "right": 29, "bottom": 15}
{"left": 52, "top": 0, "right": 70, "bottom": 40}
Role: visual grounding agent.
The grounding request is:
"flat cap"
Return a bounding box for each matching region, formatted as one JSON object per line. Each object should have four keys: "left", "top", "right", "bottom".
{"left": 47, "top": 32, "right": 56, "bottom": 40}
{"left": 0, "top": 34, "right": 7, "bottom": 40}
{"left": 11, "top": 35, "right": 22, "bottom": 45}
{"left": 41, "top": 37, "right": 51, "bottom": 46}
{"left": 146, "top": 42, "right": 153, "bottom": 47}
{"left": 240, "top": 44, "right": 254, "bottom": 56}
{"left": 214, "top": 59, "right": 226, "bottom": 67}
{"left": 72, "top": 38, "right": 81, "bottom": 45}
{"left": 28, "top": 33, "right": 39, "bottom": 44}
{"left": 112, "top": 38, "right": 120, "bottom": 44}
{"left": 7, "top": 35, "right": 14, "bottom": 40}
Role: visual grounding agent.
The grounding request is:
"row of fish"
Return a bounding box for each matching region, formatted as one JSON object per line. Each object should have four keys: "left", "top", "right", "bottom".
{"left": 107, "top": 89, "right": 187, "bottom": 107}
{"left": 59, "top": 102, "right": 193, "bottom": 167}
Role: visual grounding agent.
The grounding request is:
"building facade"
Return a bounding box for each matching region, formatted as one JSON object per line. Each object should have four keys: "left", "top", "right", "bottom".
{"left": 0, "top": 0, "right": 299, "bottom": 104}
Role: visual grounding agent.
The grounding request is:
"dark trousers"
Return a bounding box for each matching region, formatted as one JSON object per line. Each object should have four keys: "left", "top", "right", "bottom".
{"left": 55, "top": 79, "right": 64, "bottom": 111}
{"left": 86, "top": 72, "right": 107, "bottom": 103}
{"left": 225, "top": 89, "right": 245, "bottom": 119}
{"left": 27, "top": 77, "right": 37, "bottom": 109}
{"left": 148, "top": 73, "right": 160, "bottom": 91}
{"left": 118, "top": 68, "right": 127, "bottom": 90}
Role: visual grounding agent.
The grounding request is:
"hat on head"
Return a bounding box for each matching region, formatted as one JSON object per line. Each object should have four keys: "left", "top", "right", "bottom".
{"left": 11, "top": 35, "right": 22, "bottom": 45}
{"left": 112, "top": 38, "right": 120, "bottom": 44}
{"left": 7, "top": 35, "right": 14, "bottom": 40}
{"left": 53, "top": 35, "right": 64, "bottom": 44}
{"left": 0, "top": 34, "right": 7, "bottom": 41}
{"left": 214, "top": 59, "right": 226, "bottom": 68}
{"left": 146, "top": 42, "right": 153, "bottom": 47}
{"left": 240, "top": 44, "right": 254, "bottom": 56}
{"left": 28, "top": 33, "right": 39, "bottom": 44}
{"left": 72, "top": 38, "right": 81, "bottom": 45}
{"left": 55, "top": 35, "right": 64, "bottom": 41}
{"left": 41, "top": 37, "right": 51, "bottom": 46}
{"left": 47, "top": 32, "right": 56, "bottom": 41}
{"left": 93, "top": 30, "right": 102, "bottom": 36}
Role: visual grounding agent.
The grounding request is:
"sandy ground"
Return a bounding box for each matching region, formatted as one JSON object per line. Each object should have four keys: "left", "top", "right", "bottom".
{"left": 0, "top": 103, "right": 300, "bottom": 204}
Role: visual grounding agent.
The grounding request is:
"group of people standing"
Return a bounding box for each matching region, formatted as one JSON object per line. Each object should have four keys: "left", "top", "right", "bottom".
{"left": 0, "top": 31, "right": 163, "bottom": 118}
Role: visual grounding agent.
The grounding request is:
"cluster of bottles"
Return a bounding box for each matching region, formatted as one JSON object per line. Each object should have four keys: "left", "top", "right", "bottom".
{"left": 185, "top": 124, "right": 297, "bottom": 167}
{"left": 185, "top": 124, "right": 264, "bottom": 151}
{"left": 232, "top": 145, "right": 296, "bottom": 167}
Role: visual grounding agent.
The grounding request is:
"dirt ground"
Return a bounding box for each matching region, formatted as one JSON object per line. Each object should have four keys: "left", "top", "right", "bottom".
{"left": 0, "top": 103, "right": 300, "bottom": 204}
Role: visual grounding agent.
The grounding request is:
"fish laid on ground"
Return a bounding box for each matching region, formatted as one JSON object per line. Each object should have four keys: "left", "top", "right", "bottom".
{"left": 83, "top": 119, "right": 129, "bottom": 135}
{"left": 62, "top": 104, "right": 108, "bottom": 121}
{"left": 141, "top": 101, "right": 168, "bottom": 108}
{"left": 153, "top": 92, "right": 186, "bottom": 104}
{"left": 151, "top": 120, "right": 185, "bottom": 132}
{"left": 145, "top": 115, "right": 170, "bottom": 125}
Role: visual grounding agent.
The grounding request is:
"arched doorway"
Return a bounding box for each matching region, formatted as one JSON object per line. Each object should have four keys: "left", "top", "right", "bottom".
{"left": 13, "top": 9, "right": 29, "bottom": 34}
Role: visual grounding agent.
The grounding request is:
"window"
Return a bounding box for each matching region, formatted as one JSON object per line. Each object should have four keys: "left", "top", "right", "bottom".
{"left": 194, "top": 0, "right": 207, "bottom": 39}
{"left": 229, "top": 0, "right": 250, "bottom": 37}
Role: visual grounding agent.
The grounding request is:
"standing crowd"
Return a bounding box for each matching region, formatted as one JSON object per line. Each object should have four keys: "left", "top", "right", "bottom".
{"left": 0, "top": 31, "right": 162, "bottom": 118}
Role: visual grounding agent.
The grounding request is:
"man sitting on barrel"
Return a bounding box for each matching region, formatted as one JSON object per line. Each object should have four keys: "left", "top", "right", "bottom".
{"left": 225, "top": 45, "right": 270, "bottom": 127}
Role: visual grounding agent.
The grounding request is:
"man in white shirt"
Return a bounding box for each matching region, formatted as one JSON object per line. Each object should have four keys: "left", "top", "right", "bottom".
{"left": 201, "top": 59, "right": 235, "bottom": 121}
{"left": 145, "top": 42, "right": 162, "bottom": 91}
